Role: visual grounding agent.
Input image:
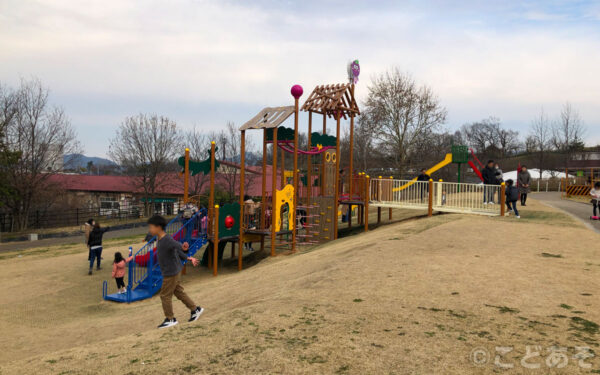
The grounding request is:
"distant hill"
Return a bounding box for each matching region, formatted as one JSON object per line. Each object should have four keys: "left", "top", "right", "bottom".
{"left": 64, "top": 154, "right": 117, "bottom": 169}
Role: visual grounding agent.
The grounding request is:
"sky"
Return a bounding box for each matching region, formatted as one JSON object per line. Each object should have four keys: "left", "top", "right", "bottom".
{"left": 0, "top": 0, "right": 599, "bottom": 157}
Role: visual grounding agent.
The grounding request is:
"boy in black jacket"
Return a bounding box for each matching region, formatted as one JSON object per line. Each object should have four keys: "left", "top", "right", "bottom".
{"left": 505, "top": 179, "right": 520, "bottom": 218}
{"left": 88, "top": 223, "right": 109, "bottom": 274}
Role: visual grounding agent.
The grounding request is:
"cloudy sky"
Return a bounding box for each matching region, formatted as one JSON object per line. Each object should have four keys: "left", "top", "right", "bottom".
{"left": 1, "top": 0, "right": 599, "bottom": 157}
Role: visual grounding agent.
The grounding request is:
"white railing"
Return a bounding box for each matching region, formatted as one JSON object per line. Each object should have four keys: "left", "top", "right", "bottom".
{"left": 369, "top": 178, "right": 429, "bottom": 210}
{"left": 433, "top": 181, "right": 501, "bottom": 215}
{"left": 369, "top": 178, "right": 502, "bottom": 216}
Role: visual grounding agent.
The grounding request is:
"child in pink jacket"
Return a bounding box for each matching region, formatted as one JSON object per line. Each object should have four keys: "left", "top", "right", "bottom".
{"left": 112, "top": 250, "right": 133, "bottom": 294}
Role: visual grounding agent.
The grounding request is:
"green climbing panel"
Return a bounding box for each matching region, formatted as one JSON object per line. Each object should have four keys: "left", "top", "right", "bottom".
{"left": 451, "top": 145, "right": 469, "bottom": 164}
{"left": 310, "top": 132, "right": 336, "bottom": 148}
{"left": 178, "top": 148, "right": 220, "bottom": 176}
{"left": 218, "top": 202, "right": 240, "bottom": 238}
{"left": 266, "top": 127, "right": 294, "bottom": 142}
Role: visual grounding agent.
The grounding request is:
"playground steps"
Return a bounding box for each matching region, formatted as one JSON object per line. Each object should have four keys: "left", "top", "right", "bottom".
{"left": 103, "top": 211, "right": 208, "bottom": 303}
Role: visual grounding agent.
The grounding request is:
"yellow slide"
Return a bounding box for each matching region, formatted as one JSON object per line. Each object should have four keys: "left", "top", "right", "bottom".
{"left": 393, "top": 153, "right": 453, "bottom": 192}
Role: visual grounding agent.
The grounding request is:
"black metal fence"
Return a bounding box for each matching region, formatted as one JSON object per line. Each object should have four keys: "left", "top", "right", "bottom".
{"left": 0, "top": 205, "right": 146, "bottom": 233}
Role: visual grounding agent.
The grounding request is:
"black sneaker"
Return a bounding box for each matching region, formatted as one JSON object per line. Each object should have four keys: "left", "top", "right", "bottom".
{"left": 189, "top": 307, "right": 204, "bottom": 322}
{"left": 157, "top": 318, "right": 178, "bottom": 329}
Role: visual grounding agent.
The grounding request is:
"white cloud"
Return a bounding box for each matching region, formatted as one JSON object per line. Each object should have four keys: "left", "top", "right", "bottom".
{"left": 0, "top": 0, "right": 599, "bottom": 155}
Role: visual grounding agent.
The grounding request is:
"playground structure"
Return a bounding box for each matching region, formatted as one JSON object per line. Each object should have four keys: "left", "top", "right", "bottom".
{"left": 102, "top": 62, "right": 509, "bottom": 303}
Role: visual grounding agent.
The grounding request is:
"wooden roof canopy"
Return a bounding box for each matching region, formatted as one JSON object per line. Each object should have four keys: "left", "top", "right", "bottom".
{"left": 239, "top": 106, "right": 294, "bottom": 131}
{"left": 301, "top": 83, "right": 360, "bottom": 119}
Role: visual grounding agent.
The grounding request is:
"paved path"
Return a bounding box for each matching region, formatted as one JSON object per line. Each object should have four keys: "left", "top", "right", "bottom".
{"left": 533, "top": 192, "right": 600, "bottom": 234}
{"left": 0, "top": 226, "right": 148, "bottom": 252}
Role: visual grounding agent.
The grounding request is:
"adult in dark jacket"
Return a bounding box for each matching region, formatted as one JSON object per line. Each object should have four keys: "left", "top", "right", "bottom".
{"left": 88, "top": 223, "right": 110, "bottom": 274}
{"left": 481, "top": 160, "right": 497, "bottom": 204}
{"left": 416, "top": 168, "right": 430, "bottom": 202}
{"left": 518, "top": 166, "right": 532, "bottom": 206}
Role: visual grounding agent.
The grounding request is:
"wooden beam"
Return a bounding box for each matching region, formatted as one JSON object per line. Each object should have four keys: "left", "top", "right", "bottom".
{"left": 238, "top": 130, "right": 245, "bottom": 271}
{"left": 271, "top": 127, "right": 278, "bottom": 257}
{"left": 260, "top": 129, "right": 267, "bottom": 251}
{"left": 334, "top": 111, "right": 341, "bottom": 239}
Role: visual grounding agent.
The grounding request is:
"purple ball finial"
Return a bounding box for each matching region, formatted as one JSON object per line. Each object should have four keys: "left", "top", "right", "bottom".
{"left": 291, "top": 84, "right": 303, "bottom": 99}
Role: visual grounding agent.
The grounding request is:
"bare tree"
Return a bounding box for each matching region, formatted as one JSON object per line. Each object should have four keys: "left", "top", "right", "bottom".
{"left": 493, "top": 125, "right": 520, "bottom": 157}
{"left": 458, "top": 117, "right": 520, "bottom": 158}
{"left": 1, "top": 78, "right": 80, "bottom": 230}
{"left": 529, "top": 108, "right": 553, "bottom": 179}
{"left": 213, "top": 121, "right": 256, "bottom": 200}
{"left": 362, "top": 68, "right": 447, "bottom": 173}
{"left": 552, "top": 102, "right": 586, "bottom": 165}
{"left": 109, "top": 114, "right": 182, "bottom": 215}
{"left": 348, "top": 117, "right": 375, "bottom": 172}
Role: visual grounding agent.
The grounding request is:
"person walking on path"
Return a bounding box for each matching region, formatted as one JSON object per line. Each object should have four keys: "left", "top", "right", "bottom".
{"left": 518, "top": 166, "right": 532, "bottom": 206}
{"left": 147, "top": 215, "right": 204, "bottom": 329}
{"left": 87, "top": 222, "right": 109, "bottom": 275}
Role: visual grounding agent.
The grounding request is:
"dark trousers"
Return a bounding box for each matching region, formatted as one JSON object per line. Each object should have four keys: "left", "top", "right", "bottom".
{"left": 507, "top": 201, "right": 519, "bottom": 216}
{"left": 89, "top": 247, "right": 102, "bottom": 269}
{"left": 115, "top": 277, "right": 125, "bottom": 289}
{"left": 593, "top": 202, "right": 599, "bottom": 217}
{"left": 520, "top": 193, "right": 528, "bottom": 205}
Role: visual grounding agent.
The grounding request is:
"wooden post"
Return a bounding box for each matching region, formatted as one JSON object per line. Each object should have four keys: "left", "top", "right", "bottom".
{"left": 364, "top": 175, "right": 370, "bottom": 231}
{"left": 260, "top": 129, "right": 267, "bottom": 251}
{"left": 500, "top": 183, "right": 506, "bottom": 216}
{"left": 183, "top": 148, "right": 190, "bottom": 204}
{"left": 307, "top": 112, "right": 312, "bottom": 239}
{"left": 209, "top": 141, "right": 216, "bottom": 224}
{"left": 565, "top": 167, "right": 569, "bottom": 196}
{"left": 377, "top": 175, "right": 382, "bottom": 224}
{"left": 349, "top": 84, "right": 355, "bottom": 202}
{"left": 321, "top": 113, "right": 326, "bottom": 196}
{"left": 271, "top": 127, "right": 278, "bottom": 257}
{"left": 292, "top": 94, "right": 299, "bottom": 252}
{"left": 213, "top": 205, "right": 219, "bottom": 276}
{"left": 334, "top": 111, "right": 341, "bottom": 240}
{"left": 388, "top": 176, "right": 393, "bottom": 220}
{"left": 428, "top": 179, "right": 433, "bottom": 217}
{"left": 238, "top": 130, "right": 245, "bottom": 270}
{"left": 207, "top": 141, "right": 216, "bottom": 269}
{"left": 280, "top": 148, "right": 285, "bottom": 188}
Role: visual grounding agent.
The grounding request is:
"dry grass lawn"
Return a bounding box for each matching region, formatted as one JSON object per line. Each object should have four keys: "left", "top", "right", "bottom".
{"left": 1, "top": 200, "right": 599, "bottom": 374}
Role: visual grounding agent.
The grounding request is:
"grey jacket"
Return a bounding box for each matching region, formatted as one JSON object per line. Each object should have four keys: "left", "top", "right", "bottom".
{"left": 156, "top": 235, "right": 188, "bottom": 277}
{"left": 518, "top": 171, "right": 531, "bottom": 193}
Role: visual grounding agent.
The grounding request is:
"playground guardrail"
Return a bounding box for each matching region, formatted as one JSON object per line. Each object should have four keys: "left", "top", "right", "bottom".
{"left": 369, "top": 178, "right": 503, "bottom": 216}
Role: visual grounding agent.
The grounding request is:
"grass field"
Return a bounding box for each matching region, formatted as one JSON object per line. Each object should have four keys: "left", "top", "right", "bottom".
{"left": 0, "top": 200, "right": 599, "bottom": 374}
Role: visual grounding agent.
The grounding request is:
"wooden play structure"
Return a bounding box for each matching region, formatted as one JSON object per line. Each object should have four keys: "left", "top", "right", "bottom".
{"left": 176, "top": 62, "right": 507, "bottom": 276}
{"left": 102, "top": 61, "right": 512, "bottom": 305}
